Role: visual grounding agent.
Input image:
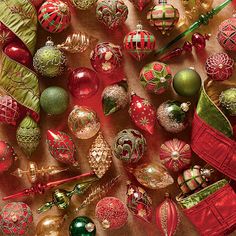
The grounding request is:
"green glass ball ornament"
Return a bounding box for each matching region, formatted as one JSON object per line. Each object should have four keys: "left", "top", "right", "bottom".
{"left": 219, "top": 88, "right": 236, "bottom": 116}
{"left": 173, "top": 68, "right": 202, "bottom": 97}
{"left": 40, "top": 86, "right": 69, "bottom": 115}
{"left": 33, "top": 38, "right": 66, "bottom": 78}
{"left": 69, "top": 216, "right": 96, "bottom": 236}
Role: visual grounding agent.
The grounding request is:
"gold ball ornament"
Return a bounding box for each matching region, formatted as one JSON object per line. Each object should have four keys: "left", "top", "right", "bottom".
{"left": 71, "top": 0, "right": 97, "bottom": 10}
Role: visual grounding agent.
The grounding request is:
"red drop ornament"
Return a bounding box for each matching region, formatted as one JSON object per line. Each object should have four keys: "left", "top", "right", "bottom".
{"left": 46, "top": 130, "right": 78, "bottom": 166}
{"left": 129, "top": 0, "right": 151, "bottom": 11}
{"left": 0, "top": 22, "right": 16, "bottom": 47}
{"left": 129, "top": 93, "right": 156, "bottom": 134}
{"left": 191, "top": 33, "right": 207, "bottom": 50}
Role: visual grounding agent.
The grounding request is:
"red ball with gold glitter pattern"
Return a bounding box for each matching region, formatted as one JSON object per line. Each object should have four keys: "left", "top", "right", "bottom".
{"left": 129, "top": 0, "right": 151, "bottom": 11}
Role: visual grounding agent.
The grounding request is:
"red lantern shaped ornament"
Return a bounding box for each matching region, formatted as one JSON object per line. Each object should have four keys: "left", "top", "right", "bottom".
{"left": 123, "top": 24, "right": 156, "bottom": 61}
{"left": 156, "top": 193, "right": 180, "bottom": 236}
{"left": 129, "top": 0, "right": 151, "bottom": 11}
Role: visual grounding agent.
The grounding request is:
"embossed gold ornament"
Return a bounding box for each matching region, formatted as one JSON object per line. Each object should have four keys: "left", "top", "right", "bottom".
{"left": 71, "top": 0, "right": 97, "bottom": 10}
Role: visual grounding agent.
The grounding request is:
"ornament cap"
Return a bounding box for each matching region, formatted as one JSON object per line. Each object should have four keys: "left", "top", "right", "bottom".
{"left": 180, "top": 102, "right": 191, "bottom": 112}
{"left": 136, "top": 23, "right": 143, "bottom": 30}
{"left": 45, "top": 37, "right": 54, "bottom": 47}
{"left": 85, "top": 222, "right": 95, "bottom": 232}
{"left": 58, "top": 2, "right": 68, "bottom": 13}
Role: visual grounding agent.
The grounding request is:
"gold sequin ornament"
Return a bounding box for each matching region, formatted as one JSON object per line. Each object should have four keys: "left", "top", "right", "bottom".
{"left": 71, "top": 0, "right": 97, "bottom": 10}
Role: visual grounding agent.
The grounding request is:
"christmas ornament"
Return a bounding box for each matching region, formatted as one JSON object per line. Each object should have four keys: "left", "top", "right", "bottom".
{"left": 173, "top": 68, "right": 202, "bottom": 97}
{"left": 71, "top": 0, "right": 97, "bottom": 10}
{"left": 0, "top": 22, "right": 16, "bottom": 46}
{"left": 69, "top": 216, "right": 96, "bottom": 236}
{"left": 139, "top": 61, "right": 172, "bottom": 94}
{"left": 38, "top": 0, "right": 71, "bottom": 33}
{"left": 16, "top": 116, "right": 41, "bottom": 157}
{"left": 126, "top": 182, "right": 152, "bottom": 223}
{"left": 205, "top": 53, "right": 234, "bottom": 81}
{"left": 219, "top": 88, "right": 236, "bottom": 116}
{"left": 95, "top": 197, "right": 128, "bottom": 229}
{"left": 31, "top": 0, "right": 45, "bottom": 8}
{"left": 68, "top": 106, "right": 100, "bottom": 139}
{"left": 123, "top": 23, "right": 156, "bottom": 61}
{"left": 102, "top": 80, "right": 129, "bottom": 116}
{"left": 156, "top": 101, "right": 191, "bottom": 133}
{"left": 177, "top": 165, "right": 212, "bottom": 195}
{"left": 156, "top": 193, "right": 180, "bottom": 236}
{"left": 40, "top": 86, "right": 69, "bottom": 115}
{"left": 160, "top": 139, "right": 192, "bottom": 172}
{"left": 96, "top": 0, "right": 128, "bottom": 30}
{"left": 4, "top": 42, "right": 32, "bottom": 67}
{"left": 127, "top": 163, "right": 174, "bottom": 189}
{"left": 57, "top": 32, "right": 98, "bottom": 53}
{"left": 129, "top": 0, "right": 151, "bottom": 11}
{"left": 68, "top": 67, "right": 99, "bottom": 99}
{"left": 113, "top": 129, "right": 146, "bottom": 163}
{"left": 147, "top": 0, "right": 179, "bottom": 35}
{"left": 191, "top": 32, "right": 209, "bottom": 50}
{"left": 38, "top": 177, "right": 97, "bottom": 213}
{"left": 47, "top": 129, "right": 78, "bottom": 166}
{"left": 0, "top": 141, "right": 17, "bottom": 173}
{"left": 33, "top": 38, "right": 67, "bottom": 78}
{"left": 129, "top": 93, "right": 156, "bottom": 134}
{"left": 0, "top": 202, "right": 33, "bottom": 236}
{"left": 88, "top": 132, "right": 112, "bottom": 178}
{"left": 0, "top": 95, "right": 20, "bottom": 126}
{"left": 217, "top": 17, "right": 236, "bottom": 51}
{"left": 36, "top": 215, "right": 66, "bottom": 236}
{"left": 11, "top": 161, "right": 68, "bottom": 184}
{"left": 90, "top": 42, "right": 122, "bottom": 74}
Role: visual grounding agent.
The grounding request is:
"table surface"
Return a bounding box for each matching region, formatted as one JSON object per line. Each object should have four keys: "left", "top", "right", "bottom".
{"left": 0, "top": 0, "right": 236, "bottom": 235}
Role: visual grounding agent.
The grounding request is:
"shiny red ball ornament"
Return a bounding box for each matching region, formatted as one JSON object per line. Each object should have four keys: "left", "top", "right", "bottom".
{"left": 38, "top": 0, "right": 71, "bottom": 33}
{"left": 129, "top": 93, "right": 156, "bottom": 134}
{"left": 46, "top": 129, "right": 78, "bottom": 166}
{"left": 0, "top": 22, "right": 16, "bottom": 47}
{"left": 205, "top": 52, "right": 234, "bottom": 81}
{"left": 0, "top": 141, "right": 17, "bottom": 173}
{"left": 129, "top": 0, "right": 151, "bottom": 11}
{"left": 4, "top": 42, "right": 32, "bottom": 67}
{"left": 156, "top": 193, "right": 180, "bottom": 236}
{"left": 0, "top": 96, "right": 20, "bottom": 126}
{"left": 191, "top": 33, "right": 208, "bottom": 50}
{"left": 68, "top": 67, "right": 99, "bottom": 99}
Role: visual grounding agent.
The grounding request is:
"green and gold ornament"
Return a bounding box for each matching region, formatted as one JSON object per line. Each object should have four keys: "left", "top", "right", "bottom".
{"left": 219, "top": 88, "right": 236, "bottom": 116}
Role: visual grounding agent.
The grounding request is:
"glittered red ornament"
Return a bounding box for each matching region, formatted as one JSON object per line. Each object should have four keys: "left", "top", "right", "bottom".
{"left": 205, "top": 52, "right": 234, "bottom": 81}
{"left": 129, "top": 0, "right": 151, "bottom": 11}
{"left": 129, "top": 93, "right": 156, "bottom": 134}
{"left": 46, "top": 130, "right": 78, "bottom": 166}
{"left": 95, "top": 197, "right": 128, "bottom": 229}
{"left": 0, "top": 96, "right": 20, "bottom": 126}
{"left": 0, "top": 22, "right": 16, "bottom": 47}
{"left": 0, "top": 202, "right": 33, "bottom": 235}
{"left": 0, "top": 141, "right": 17, "bottom": 173}
{"left": 68, "top": 67, "right": 99, "bottom": 99}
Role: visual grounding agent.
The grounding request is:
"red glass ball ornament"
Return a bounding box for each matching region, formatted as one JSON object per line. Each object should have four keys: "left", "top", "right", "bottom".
{"left": 95, "top": 197, "right": 128, "bottom": 229}
{"left": 38, "top": 0, "right": 71, "bottom": 33}
{"left": 90, "top": 42, "right": 122, "bottom": 74}
{"left": 0, "top": 202, "right": 33, "bottom": 235}
{"left": 205, "top": 52, "right": 234, "bottom": 81}
{"left": 0, "top": 22, "right": 16, "bottom": 47}
{"left": 191, "top": 33, "right": 206, "bottom": 50}
{"left": 0, "top": 141, "right": 17, "bottom": 173}
{"left": 129, "top": 0, "right": 151, "bottom": 11}
{"left": 4, "top": 42, "right": 32, "bottom": 67}
{"left": 68, "top": 67, "right": 99, "bottom": 99}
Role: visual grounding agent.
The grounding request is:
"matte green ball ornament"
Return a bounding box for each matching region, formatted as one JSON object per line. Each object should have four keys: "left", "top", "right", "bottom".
{"left": 173, "top": 68, "right": 202, "bottom": 97}
{"left": 219, "top": 88, "right": 236, "bottom": 116}
{"left": 69, "top": 216, "right": 96, "bottom": 236}
{"left": 40, "top": 86, "right": 69, "bottom": 115}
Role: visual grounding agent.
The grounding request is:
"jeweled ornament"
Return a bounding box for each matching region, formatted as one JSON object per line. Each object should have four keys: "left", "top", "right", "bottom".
{"left": 90, "top": 42, "right": 122, "bottom": 74}
{"left": 95, "top": 197, "right": 128, "bottom": 229}
{"left": 140, "top": 61, "right": 172, "bottom": 94}
{"left": 68, "top": 106, "right": 100, "bottom": 139}
{"left": 40, "top": 86, "right": 69, "bottom": 115}
{"left": 219, "top": 88, "right": 236, "bottom": 116}
{"left": 0, "top": 22, "right": 16, "bottom": 46}
{"left": 38, "top": 0, "right": 71, "bottom": 33}
{"left": 68, "top": 67, "right": 99, "bottom": 99}
{"left": 126, "top": 182, "right": 152, "bottom": 223}
{"left": 147, "top": 0, "right": 179, "bottom": 35}
{"left": 71, "top": 0, "right": 97, "bottom": 10}
{"left": 205, "top": 53, "right": 234, "bottom": 81}
{"left": 0, "top": 141, "right": 17, "bottom": 173}
{"left": 160, "top": 138, "right": 191, "bottom": 172}
{"left": 0, "top": 202, "right": 33, "bottom": 235}
{"left": 113, "top": 129, "right": 146, "bottom": 163}
{"left": 123, "top": 23, "right": 156, "bottom": 61}
{"left": 156, "top": 101, "right": 190, "bottom": 133}
{"left": 96, "top": 0, "right": 128, "bottom": 30}
{"left": 46, "top": 130, "right": 78, "bottom": 166}
{"left": 129, "top": 93, "right": 156, "bottom": 134}
{"left": 33, "top": 38, "right": 67, "bottom": 78}
{"left": 129, "top": 0, "right": 151, "bottom": 11}
{"left": 69, "top": 216, "right": 96, "bottom": 236}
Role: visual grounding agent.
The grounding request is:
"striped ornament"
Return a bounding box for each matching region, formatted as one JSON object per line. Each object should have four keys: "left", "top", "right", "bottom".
{"left": 38, "top": 0, "right": 71, "bottom": 33}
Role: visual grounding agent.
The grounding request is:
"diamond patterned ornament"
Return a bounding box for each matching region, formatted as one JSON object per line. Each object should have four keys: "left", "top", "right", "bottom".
{"left": 88, "top": 132, "right": 112, "bottom": 178}
{"left": 129, "top": 0, "right": 152, "bottom": 11}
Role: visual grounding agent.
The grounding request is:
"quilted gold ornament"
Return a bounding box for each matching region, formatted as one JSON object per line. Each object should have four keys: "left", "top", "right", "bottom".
{"left": 71, "top": 0, "right": 97, "bottom": 10}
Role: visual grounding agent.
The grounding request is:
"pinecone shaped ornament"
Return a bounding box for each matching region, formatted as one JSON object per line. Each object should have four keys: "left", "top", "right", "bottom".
{"left": 88, "top": 132, "right": 112, "bottom": 178}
